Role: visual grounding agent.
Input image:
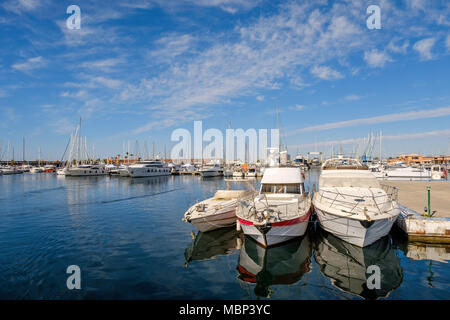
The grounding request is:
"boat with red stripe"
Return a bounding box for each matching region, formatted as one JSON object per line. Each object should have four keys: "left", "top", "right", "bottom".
{"left": 236, "top": 166, "right": 312, "bottom": 247}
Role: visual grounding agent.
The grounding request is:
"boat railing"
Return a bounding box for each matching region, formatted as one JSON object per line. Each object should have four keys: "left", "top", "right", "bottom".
{"left": 239, "top": 194, "right": 307, "bottom": 220}
{"left": 316, "top": 186, "right": 398, "bottom": 216}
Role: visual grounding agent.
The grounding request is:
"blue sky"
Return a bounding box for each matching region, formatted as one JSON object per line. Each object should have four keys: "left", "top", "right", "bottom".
{"left": 0, "top": 0, "right": 449, "bottom": 160}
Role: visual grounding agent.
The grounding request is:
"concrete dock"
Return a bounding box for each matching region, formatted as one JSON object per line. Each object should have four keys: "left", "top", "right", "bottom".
{"left": 382, "top": 181, "right": 450, "bottom": 243}
{"left": 383, "top": 181, "right": 450, "bottom": 218}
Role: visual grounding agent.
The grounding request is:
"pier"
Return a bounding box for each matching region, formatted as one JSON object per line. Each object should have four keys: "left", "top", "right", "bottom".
{"left": 383, "top": 181, "right": 450, "bottom": 243}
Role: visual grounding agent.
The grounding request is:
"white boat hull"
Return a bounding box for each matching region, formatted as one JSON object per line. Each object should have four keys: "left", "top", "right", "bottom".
{"left": 384, "top": 169, "right": 431, "bottom": 179}
{"left": 315, "top": 207, "right": 398, "bottom": 247}
{"left": 68, "top": 168, "right": 108, "bottom": 176}
{"left": 128, "top": 168, "right": 171, "bottom": 178}
{"left": 56, "top": 168, "right": 70, "bottom": 176}
{"left": 200, "top": 171, "right": 223, "bottom": 177}
{"left": 238, "top": 212, "right": 310, "bottom": 247}
{"left": 189, "top": 208, "right": 237, "bottom": 232}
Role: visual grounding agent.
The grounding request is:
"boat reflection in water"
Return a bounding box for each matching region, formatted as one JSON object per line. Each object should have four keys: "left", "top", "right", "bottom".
{"left": 184, "top": 227, "right": 242, "bottom": 266}
{"left": 237, "top": 235, "right": 312, "bottom": 298}
{"left": 314, "top": 228, "right": 403, "bottom": 299}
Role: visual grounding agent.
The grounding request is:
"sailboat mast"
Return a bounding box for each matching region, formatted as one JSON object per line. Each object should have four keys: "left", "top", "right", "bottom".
{"left": 276, "top": 104, "right": 280, "bottom": 153}
{"left": 23, "top": 137, "right": 25, "bottom": 164}
{"left": 379, "top": 131, "right": 382, "bottom": 162}
{"left": 77, "top": 117, "right": 81, "bottom": 165}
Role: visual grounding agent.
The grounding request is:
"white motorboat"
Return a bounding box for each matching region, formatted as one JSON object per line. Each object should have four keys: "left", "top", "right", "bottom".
{"left": 56, "top": 167, "right": 71, "bottom": 176}
{"left": 237, "top": 235, "right": 311, "bottom": 298}
{"left": 30, "top": 166, "right": 44, "bottom": 173}
{"left": 223, "top": 168, "right": 233, "bottom": 177}
{"left": 313, "top": 158, "right": 401, "bottom": 247}
{"left": 199, "top": 163, "right": 223, "bottom": 177}
{"left": 383, "top": 164, "right": 431, "bottom": 179}
{"left": 314, "top": 229, "right": 402, "bottom": 299}
{"left": 368, "top": 164, "right": 385, "bottom": 179}
{"left": 124, "top": 161, "right": 171, "bottom": 178}
{"left": 1, "top": 166, "right": 21, "bottom": 175}
{"left": 118, "top": 164, "right": 130, "bottom": 176}
{"left": 20, "top": 165, "right": 32, "bottom": 173}
{"left": 431, "top": 165, "right": 446, "bottom": 180}
{"left": 232, "top": 167, "right": 244, "bottom": 177}
{"left": 68, "top": 165, "right": 108, "bottom": 176}
{"left": 183, "top": 190, "right": 255, "bottom": 232}
{"left": 236, "top": 167, "right": 312, "bottom": 247}
{"left": 246, "top": 167, "right": 258, "bottom": 178}
{"left": 181, "top": 163, "right": 198, "bottom": 174}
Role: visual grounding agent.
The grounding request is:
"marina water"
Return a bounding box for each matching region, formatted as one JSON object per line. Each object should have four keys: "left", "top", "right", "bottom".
{"left": 0, "top": 172, "right": 448, "bottom": 299}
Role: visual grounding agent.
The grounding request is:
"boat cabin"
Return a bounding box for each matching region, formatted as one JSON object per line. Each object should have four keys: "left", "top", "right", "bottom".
{"left": 260, "top": 167, "right": 306, "bottom": 195}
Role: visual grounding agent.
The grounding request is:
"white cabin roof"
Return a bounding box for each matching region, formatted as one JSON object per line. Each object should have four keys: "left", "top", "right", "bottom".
{"left": 261, "top": 167, "right": 303, "bottom": 184}
{"left": 319, "top": 169, "right": 380, "bottom": 188}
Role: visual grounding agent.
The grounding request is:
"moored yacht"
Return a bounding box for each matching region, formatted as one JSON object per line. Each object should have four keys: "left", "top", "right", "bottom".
{"left": 68, "top": 164, "right": 108, "bottom": 176}
{"left": 246, "top": 167, "right": 258, "bottom": 178}
{"left": 383, "top": 163, "right": 431, "bottom": 179}
{"left": 30, "top": 166, "right": 44, "bottom": 173}
{"left": 118, "top": 164, "right": 130, "bottom": 176}
{"left": 0, "top": 166, "right": 21, "bottom": 175}
{"left": 183, "top": 190, "right": 255, "bottom": 232}
{"left": 199, "top": 163, "right": 223, "bottom": 177}
{"left": 236, "top": 166, "right": 312, "bottom": 247}
{"left": 431, "top": 165, "right": 447, "bottom": 180}
{"left": 223, "top": 167, "right": 234, "bottom": 177}
{"left": 125, "top": 160, "right": 171, "bottom": 178}
{"left": 232, "top": 167, "right": 244, "bottom": 178}
{"left": 313, "top": 157, "right": 401, "bottom": 247}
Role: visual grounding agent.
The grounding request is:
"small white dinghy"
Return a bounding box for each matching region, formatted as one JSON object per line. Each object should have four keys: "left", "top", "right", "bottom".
{"left": 183, "top": 190, "right": 255, "bottom": 232}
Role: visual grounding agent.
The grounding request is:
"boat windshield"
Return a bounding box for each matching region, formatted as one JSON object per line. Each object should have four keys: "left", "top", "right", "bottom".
{"left": 261, "top": 183, "right": 303, "bottom": 194}
{"left": 319, "top": 177, "right": 380, "bottom": 188}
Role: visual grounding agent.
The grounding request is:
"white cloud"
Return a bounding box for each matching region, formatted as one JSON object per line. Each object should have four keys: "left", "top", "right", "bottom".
{"left": 294, "top": 106, "right": 450, "bottom": 133}
{"left": 2, "top": 0, "right": 41, "bottom": 15}
{"left": 91, "top": 76, "right": 122, "bottom": 89}
{"left": 256, "top": 95, "right": 264, "bottom": 101}
{"left": 293, "top": 128, "right": 450, "bottom": 149}
{"left": 120, "top": 0, "right": 261, "bottom": 13}
{"left": 387, "top": 38, "right": 409, "bottom": 54}
{"left": 310, "top": 65, "right": 344, "bottom": 80}
{"left": 413, "top": 37, "right": 436, "bottom": 60}
{"left": 148, "top": 34, "right": 195, "bottom": 64}
{"left": 12, "top": 56, "right": 46, "bottom": 72}
{"left": 81, "top": 58, "right": 124, "bottom": 70}
{"left": 289, "top": 105, "right": 306, "bottom": 111}
{"left": 49, "top": 117, "right": 76, "bottom": 135}
{"left": 364, "top": 50, "right": 392, "bottom": 68}
{"left": 345, "top": 94, "right": 360, "bottom": 101}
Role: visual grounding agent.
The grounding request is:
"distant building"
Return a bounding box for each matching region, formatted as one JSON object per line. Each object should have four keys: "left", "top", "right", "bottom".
{"left": 387, "top": 154, "right": 450, "bottom": 166}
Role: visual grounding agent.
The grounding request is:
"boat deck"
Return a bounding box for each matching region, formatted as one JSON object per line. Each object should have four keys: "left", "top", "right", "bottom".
{"left": 383, "top": 181, "right": 450, "bottom": 218}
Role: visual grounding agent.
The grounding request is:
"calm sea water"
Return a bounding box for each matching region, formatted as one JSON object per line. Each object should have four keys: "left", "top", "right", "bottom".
{"left": 0, "top": 171, "right": 449, "bottom": 300}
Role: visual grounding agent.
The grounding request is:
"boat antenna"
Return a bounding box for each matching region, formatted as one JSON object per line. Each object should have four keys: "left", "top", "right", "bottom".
{"left": 276, "top": 100, "right": 280, "bottom": 154}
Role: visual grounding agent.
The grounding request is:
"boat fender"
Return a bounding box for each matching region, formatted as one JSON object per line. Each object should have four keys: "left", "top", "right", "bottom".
{"left": 359, "top": 220, "right": 375, "bottom": 228}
